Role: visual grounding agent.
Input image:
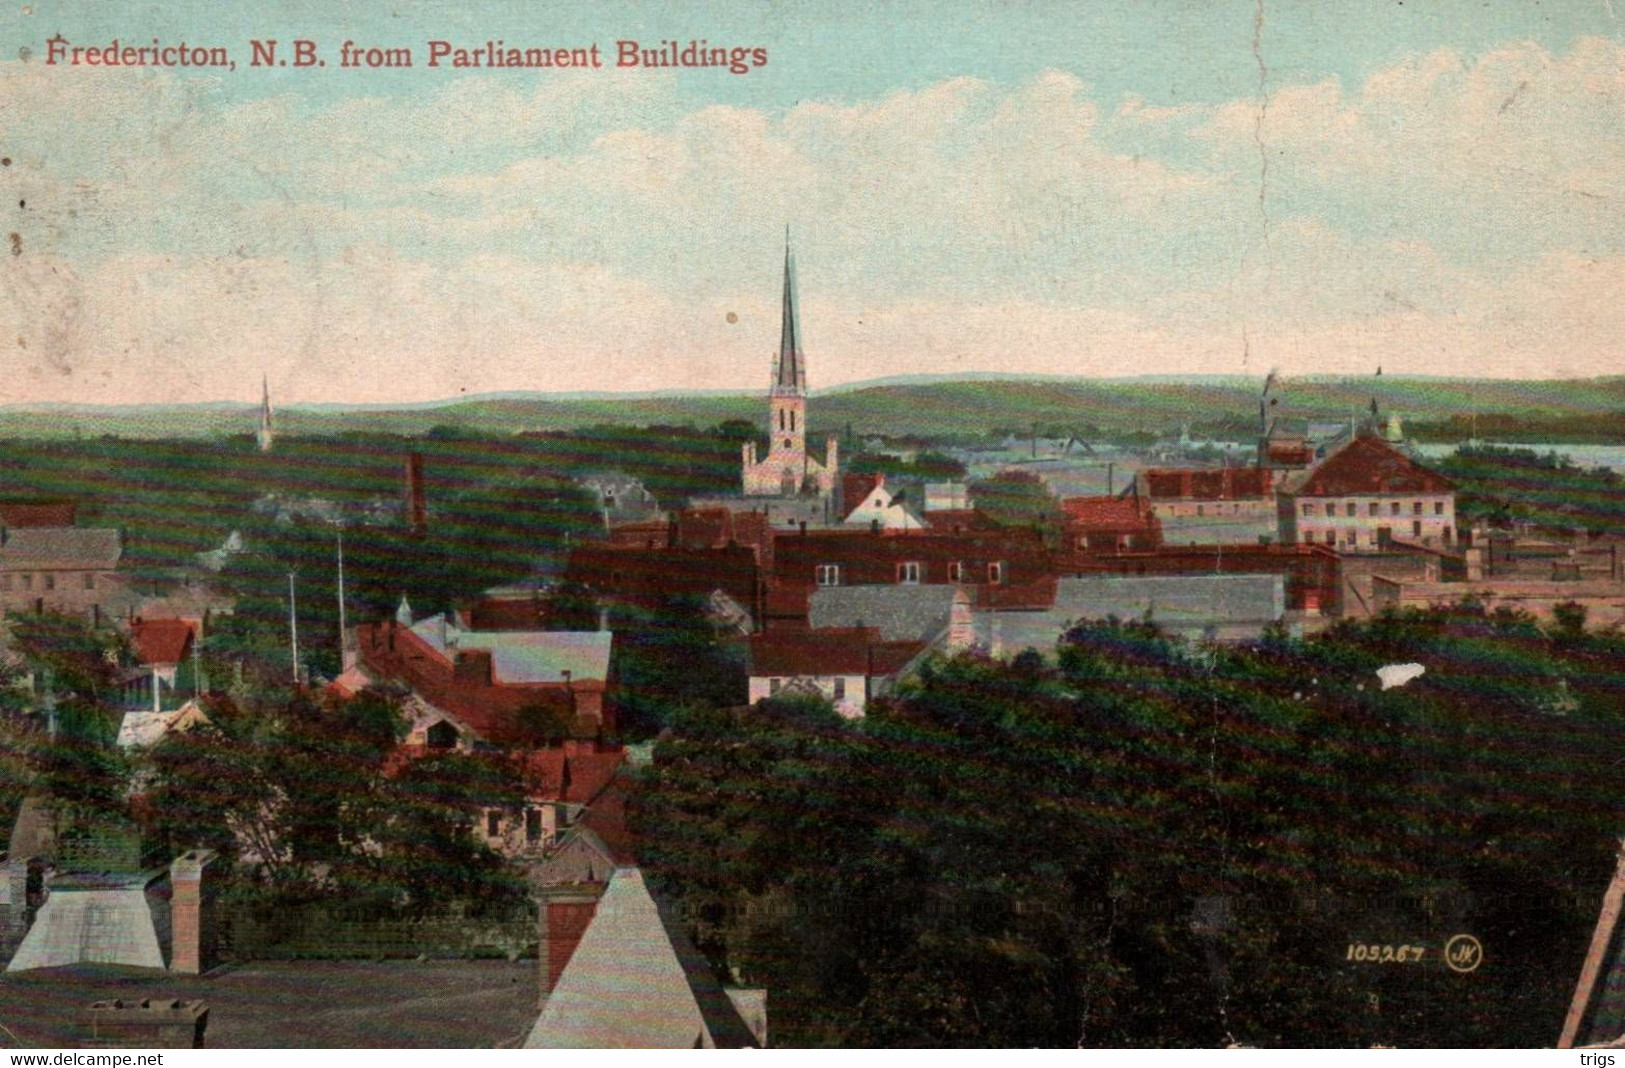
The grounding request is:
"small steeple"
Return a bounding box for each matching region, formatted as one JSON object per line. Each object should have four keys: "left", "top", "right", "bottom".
{"left": 776, "top": 227, "right": 805, "bottom": 393}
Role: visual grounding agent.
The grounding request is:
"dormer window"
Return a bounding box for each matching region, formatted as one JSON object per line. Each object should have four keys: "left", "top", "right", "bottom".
{"left": 816, "top": 564, "right": 842, "bottom": 587}
{"left": 987, "top": 561, "right": 1005, "bottom": 585}
{"left": 897, "top": 561, "right": 922, "bottom": 585}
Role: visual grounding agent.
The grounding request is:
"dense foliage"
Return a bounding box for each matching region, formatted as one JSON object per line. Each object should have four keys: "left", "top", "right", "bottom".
{"left": 1438, "top": 444, "right": 1625, "bottom": 534}
{"left": 636, "top": 605, "right": 1625, "bottom": 1047}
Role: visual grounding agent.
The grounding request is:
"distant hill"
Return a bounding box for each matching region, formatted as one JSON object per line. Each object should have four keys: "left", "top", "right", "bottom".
{"left": 1, "top": 375, "right": 1620, "bottom": 441}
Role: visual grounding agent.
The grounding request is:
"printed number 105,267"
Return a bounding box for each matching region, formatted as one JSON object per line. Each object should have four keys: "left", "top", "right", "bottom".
{"left": 1347, "top": 944, "right": 1426, "bottom": 963}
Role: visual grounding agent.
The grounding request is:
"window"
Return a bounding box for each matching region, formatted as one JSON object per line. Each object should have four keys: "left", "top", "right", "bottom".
{"left": 897, "top": 561, "right": 922, "bottom": 585}
{"left": 947, "top": 561, "right": 965, "bottom": 582}
{"left": 1413, "top": 520, "right": 1422, "bottom": 537}
{"left": 769, "top": 677, "right": 782, "bottom": 695}
{"left": 1434, "top": 501, "right": 1445, "bottom": 515}
{"left": 525, "top": 808, "right": 542, "bottom": 843}
{"left": 486, "top": 811, "right": 501, "bottom": 838}
{"left": 1302, "top": 503, "right": 1315, "bottom": 517}
{"left": 1345, "top": 502, "right": 1356, "bottom": 517}
{"left": 1390, "top": 501, "right": 1401, "bottom": 516}
{"left": 83, "top": 573, "right": 95, "bottom": 590}
{"left": 833, "top": 678, "right": 846, "bottom": 701}
{"left": 43, "top": 573, "right": 54, "bottom": 591}
{"left": 1413, "top": 501, "right": 1423, "bottom": 515}
{"left": 426, "top": 720, "right": 458, "bottom": 750}
{"left": 1369, "top": 502, "right": 1379, "bottom": 516}
{"left": 987, "top": 561, "right": 1005, "bottom": 584}
{"left": 790, "top": 410, "right": 795, "bottom": 432}
{"left": 1324, "top": 531, "right": 1336, "bottom": 545}
{"left": 1443, "top": 525, "right": 1452, "bottom": 543}
{"left": 815, "top": 564, "right": 841, "bottom": 587}
{"left": 0, "top": 575, "right": 9, "bottom": 591}
{"left": 20, "top": 574, "right": 31, "bottom": 591}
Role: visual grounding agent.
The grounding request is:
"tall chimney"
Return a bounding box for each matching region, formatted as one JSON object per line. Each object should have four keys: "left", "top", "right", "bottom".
{"left": 404, "top": 453, "right": 428, "bottom": 535}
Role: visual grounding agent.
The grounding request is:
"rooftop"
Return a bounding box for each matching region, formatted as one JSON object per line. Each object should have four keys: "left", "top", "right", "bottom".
{"left": 409, "top": 616, "right": 612, "bottom": 685}
{"left": 0, "top": 528, "right": 122, "bottom": 570}
{"left": 0, "top": 961, "right": 539, "bottom": 1048}
{"left": 1288, "top": 435, "right": 1453, "bottom": 498}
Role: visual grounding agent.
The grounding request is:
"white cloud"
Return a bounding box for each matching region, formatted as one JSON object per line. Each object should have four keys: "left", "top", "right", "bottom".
{"left": 2, "top": 37, "right": 1624, "bottom": 404}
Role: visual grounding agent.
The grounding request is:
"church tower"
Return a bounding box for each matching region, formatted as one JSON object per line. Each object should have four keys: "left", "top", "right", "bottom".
{"left": 256, "top": 375, "right": 275, "bottom": 452}
{"left": 768, "top": 240, "right": 808, "bottom": 476}
{"left": 741, "top": 233, "right": 838, "bottom": 498}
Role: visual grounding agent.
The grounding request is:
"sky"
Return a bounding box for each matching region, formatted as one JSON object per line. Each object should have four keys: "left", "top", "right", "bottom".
{"left": 2, "top": 0, "right": 1622, "bottom": 404}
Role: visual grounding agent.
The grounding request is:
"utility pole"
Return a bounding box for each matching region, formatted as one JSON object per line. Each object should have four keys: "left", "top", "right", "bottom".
{"left": 288, "top": 571, "right": 300, "bottom": 686}
{"left": 336, "top": 530, "right": 348, "bottom": 665}
{"left": 41, "top": 667, "right": 56, "bottom": 740}
{"left": 192, "top": 628, "right": 205, "bottom": 698}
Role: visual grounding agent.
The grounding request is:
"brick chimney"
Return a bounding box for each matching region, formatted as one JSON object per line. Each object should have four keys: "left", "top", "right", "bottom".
{"left": 537, "top": 883, "right": 607, "bottom": 1004}
{"left": 453, "top": 649, "right": 494, "bottom": 687}
{"left": 404, "top": 453, "right": 427, "bottom": 535}
{"left": 169, "top": 849, "right": 217, "bottom": 975}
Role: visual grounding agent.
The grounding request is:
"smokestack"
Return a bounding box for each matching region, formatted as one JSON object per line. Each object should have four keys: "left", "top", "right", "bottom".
{"left": 404, "top": 453, "right": 427, "bottom": 534}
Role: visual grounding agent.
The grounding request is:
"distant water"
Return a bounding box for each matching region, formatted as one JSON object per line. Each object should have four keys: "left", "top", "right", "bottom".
{"left": 1413, "top": 443, "right": 1625, "bottom": 473}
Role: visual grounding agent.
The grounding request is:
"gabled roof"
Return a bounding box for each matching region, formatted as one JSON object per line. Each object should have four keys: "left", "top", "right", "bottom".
{"left": 748, "top": 626, "right": 925, "bottom": 679}
{"left": 524, "top": 868, "right": 758, "bottom": 1048}
{"left": 1289, "top": 435, "right": 1452, "bottom": 497}
{"left": 0, "top": 528, "right": 122, "bottom": 570}
{"left": 129, "top": 618, "right": 195, "bottom": 666}
{"left": 518, "top": 747, "right": 627, "bottom": 805}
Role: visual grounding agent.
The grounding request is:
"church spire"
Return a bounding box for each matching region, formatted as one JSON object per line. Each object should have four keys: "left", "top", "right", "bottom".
{"left": 777, "top": 227, "right": 804, "bottom": 393}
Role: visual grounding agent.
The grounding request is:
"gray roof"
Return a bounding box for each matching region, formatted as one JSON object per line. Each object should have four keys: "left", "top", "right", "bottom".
{"left": 809, "top": 585, "right": 958, "bottom": 642}
{"left": 410, "top": 616, "right": 612, "bottom": 684}
{"left": 975, "top": 573, "right": 1285, "bottom": 651}
{"left": 0, "top": 528, "right": 122, "bottom": 570}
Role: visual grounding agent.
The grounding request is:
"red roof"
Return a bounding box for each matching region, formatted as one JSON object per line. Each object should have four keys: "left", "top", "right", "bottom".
{"left": 129, "top": 618, "right": 195, "bottom": 666}
{"left": 748, "top": 627, "right": 924, "bottom": 678}
{"left": 517, "top": 745, "right": 627, "bottom": 804}
{"left": 842, "top": 473, "right": 884, "bottom": 515}
{"left": 920, "top": 509, "right": 998, "bottom": 531}
{"left": 1138, "top": 467, "right": 1272, "bottom": 501}
{"left": 1062, "top": 496, "right": 1153, "bottom": 528}
{"left": 1295, "top": 435, "right": 1453, "bottom": 497}
{"left": 577, "top": 774, "right": 639, "bottom": 866}
{"left": 384, "top": 742, "right": 625, "bottom": 805}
